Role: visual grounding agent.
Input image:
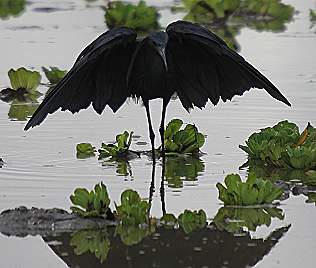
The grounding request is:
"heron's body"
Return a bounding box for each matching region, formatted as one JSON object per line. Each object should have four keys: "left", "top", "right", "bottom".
{"left": 25, "top": 21, "right": 290, "bottom": 158}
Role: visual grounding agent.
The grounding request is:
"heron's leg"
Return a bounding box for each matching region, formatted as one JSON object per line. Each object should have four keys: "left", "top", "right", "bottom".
{"left": 160, "top": 155, "right": 166, "bottom": 215}
{"left": 144, "top": 100, "right": 156, "bottom": 162}
{"left": 159, "top": 99, "right": 168, "bottom": 157}
{"left": 148, "top": 161, "right": 156, "bottom": 213}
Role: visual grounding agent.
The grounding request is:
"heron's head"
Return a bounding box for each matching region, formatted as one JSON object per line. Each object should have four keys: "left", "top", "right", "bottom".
{"left": 148, "top": 31, "right": 168, "bottom": 51}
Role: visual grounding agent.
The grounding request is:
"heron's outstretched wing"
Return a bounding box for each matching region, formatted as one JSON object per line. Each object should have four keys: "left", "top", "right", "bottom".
{"left": 166, "top": 21, "right": 291, "bottom": 110}
{"left": 25, "top": 27, "right": 137, "bottom": 130}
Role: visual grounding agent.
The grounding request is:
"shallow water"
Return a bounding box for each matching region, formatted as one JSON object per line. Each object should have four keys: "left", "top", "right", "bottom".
{"left": 0, "top": 0, "right": 316, "bottom": 267}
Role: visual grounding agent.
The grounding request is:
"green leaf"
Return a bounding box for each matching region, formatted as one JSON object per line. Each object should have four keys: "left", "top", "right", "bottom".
{"left": 105, "top": 1, "right": 159, "bottom": 32}
{"left": 70, "top": 182, "right": 111, "bottom": 218}
{"left": 42, "top": 66, "right": 67, "bottom": 84}
{"left": 8, "top": 67, "right": 41, "bottom": 93}
{"left": 217, "top": 173, "right": 283, "bottom": 206}
{"left": 76, "top": 143, "right": 96, "bottom": 158}
{"left": 165, "top": 119, "right": 183, "bottom": 139}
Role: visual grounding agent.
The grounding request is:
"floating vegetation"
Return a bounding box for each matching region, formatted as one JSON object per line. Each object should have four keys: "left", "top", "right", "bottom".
{"left": 0, "top": 0, "right": 25, "bottom": 20}
{"left": 0, "top": 68, "right": 42, "bottom": 120}
{"left": 76, "top": 143, "right": 96, "bottom": 159}
{"left": 163, "top": 119, "right": 205, "bottom": 157}
{"left": 42, "top": 67, "right": 67, "bottom": 85}
{"left": 70, "top": 182, "right": 112, "bottom": 218}
{"left": 115, "top": 189, "right": 150, "bottom": 225}
{"left": 311, "top": 9, "right": 316, "bottom": 28}
{"left": 104, "top": 1, "right": 159, "bottom": 32}
{"left": 216, "top": 173, "right": 283, "bottom": 206}
{"left": 240, "top": 121, "right": 316, "bottom": 170}
{"left": 98, "top": 131, "right": 135, "bottom": 159}
{"left": 160, "top": 213, "right": 177, "bottom": 228}
{"left": 165, "top": 156, "right": 204, "bottom": 188}
{"left": 70, "top": 229, "right": 110, "bottom": 263}
{"left": 0, "top": 67, "right": 41, "bottom": 101}
{"left": 178, "top": 209, "right": 207, "bottom": 234}
{"left": 175, "top": 0, "right": 294, "bottom": 50}
{"left": 8, "top": 67, "right": 41, "bottom": 93}
{"left": 213, "top": 206, "right": 284, "bottom": 233}
{"left": 305, "top": 192, "right": 316, "bottom": 205}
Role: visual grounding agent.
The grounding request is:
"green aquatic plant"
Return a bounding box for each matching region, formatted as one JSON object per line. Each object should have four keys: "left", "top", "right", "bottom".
{"left": 0, "top": 0, "right": 25, "bottom": 19}
{"left": 182, "top": 0, "right": 240, "bottom": 19}
{"left": 76, "top": 143, "right": 96, "bottom": 158}
{"left": 160, "top": 213, "right": 177, "bottom": 228}
{"left": 104, "top": 1, "right": 159, "bottom": 32}
{"left": 213, "top": 206, "right": 284, "bottom": 233}
{"left": 305, "top": 192, "right": 316, "bottom": 205}
{"left": 115, "top": 189, "right": 150, "bottom": 225}
{"left": 98, "top": 131, "right": 133, "bottom": 159}
{"left": 70, "top": 230, "right": 110, "bottom": 263}
{"left": 305, "top": 171, "right": 316, "bottom": 187}
{"left": 42, "top": 67, "right": 67, "bottom": 85}
{"left": 240, "top": 121, "right": 316, "bottom": 170}
{"left": 163, "top": 119, "right": 205, "bottom": 156}
{"left": 240, "top": 0, "right": 294, "bottom": 24}
{"left": 216, "top": 173, "right": 283, "bottom": 206}
{"left": 282, "top": 144, "right": 316, "bottom": 170}
{"left": 70, "top": 182, "right": 111, "bottom": 218}
{"left": 8, "top": 67, "right": 41, "bottom": 93}
{"left": 178, "top": 209, "right": 207, "bottom": 234}
{"left": 311, "top": 9, "right": 316, "bottom": 28}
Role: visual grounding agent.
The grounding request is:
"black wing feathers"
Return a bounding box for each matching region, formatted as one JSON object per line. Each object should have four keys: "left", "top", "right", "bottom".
{"left": 25, "top": 27, "right": 137, "bottom": 130}
{"left": 166, "top": 21, "right": 291, "bottom": 110}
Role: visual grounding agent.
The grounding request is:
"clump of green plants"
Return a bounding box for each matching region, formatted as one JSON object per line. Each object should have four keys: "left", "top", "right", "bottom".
{"left": 240, "top": 121, "right": 316, "bottom": 170}
{"left": 8, "top": 67, "right": 41, "bottom": 93}
{"left": 0, "top": 0, "right": 26, "bottom": 20}
{"left": 182, "top": 0, "right": 240, "bottom": 19}
{"left": 76, "top": 143, "right": 96, "bottom": 158}
{"left": 70, "top": 182, "right": 111, "bottom": 218}
{"left": 213, "top": 206, "right": 284, "bottom": 233}
{"left": 104, "top": 1, "right": 159, "bottom": 32}
{"left": 160, "top": 213, "right": 177, "bottom": 228}
{"left": 70, "top": 230, "right": 110, "bottom": 263}
{"left": 241, "top": 0, "right": 294, "bottom": 21}
{"left": 98, "top": 131, "right": 134, "bottom": 159}
{"left": 178, "top": 209, "right": 207, "bottom": 234}
{"left": 305, "top": 192, "right": 316, "bottom": 205}
{"left": 115, "top": 189, "right": 150, "bottom": 225}
{"left": 163, "top": 119, "right": 205, "bottom": 157}
{"left": 216, "top": 173, "right": 283, "bottom": 206}
{"left": 311, "top": 9, "right": 316, "bottom": 26}
{"left": 42, "top": 67, "right": 67, "bottom": 85}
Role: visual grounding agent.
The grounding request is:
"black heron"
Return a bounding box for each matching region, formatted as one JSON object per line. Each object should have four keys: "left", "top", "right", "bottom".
{"left": 25, "top": 21, "right": 291, "bottom": 158}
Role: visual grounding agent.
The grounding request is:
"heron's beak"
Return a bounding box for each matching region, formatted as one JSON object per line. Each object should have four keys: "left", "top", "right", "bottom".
{"left": 158, "top": 48, "right": 168, "bottom": 71}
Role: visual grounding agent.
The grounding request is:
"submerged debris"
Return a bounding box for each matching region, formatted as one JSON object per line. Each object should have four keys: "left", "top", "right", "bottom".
{"left": 0, "top": 207, "right": 117, "bottom": 237}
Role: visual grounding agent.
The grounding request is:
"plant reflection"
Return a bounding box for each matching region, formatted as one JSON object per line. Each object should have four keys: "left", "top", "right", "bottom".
{"left": 0, "top": 90, "right": 41, "bottom": 121}
{"left": 174, "top": 0, "right": 295, "bottom": 50}
{"left": 44, "top": 223, "right": 290, "bottom": 268}
{"left": 213, "top": 206, "right": 284, "bottom": 233}
{"left": 102, "top": 158, "right": 133, "bottom": 177}
{"left": 70, "top": 229, "right": 110, "bottom": 263}
{"left": 0, "top": 0, "right": 25, "bottom": 20}
{"left": 104, "top": 1, "right": 159, "bottom": 33}
{"left": 164, "top": 156, "right": 205, "bottom": 188}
